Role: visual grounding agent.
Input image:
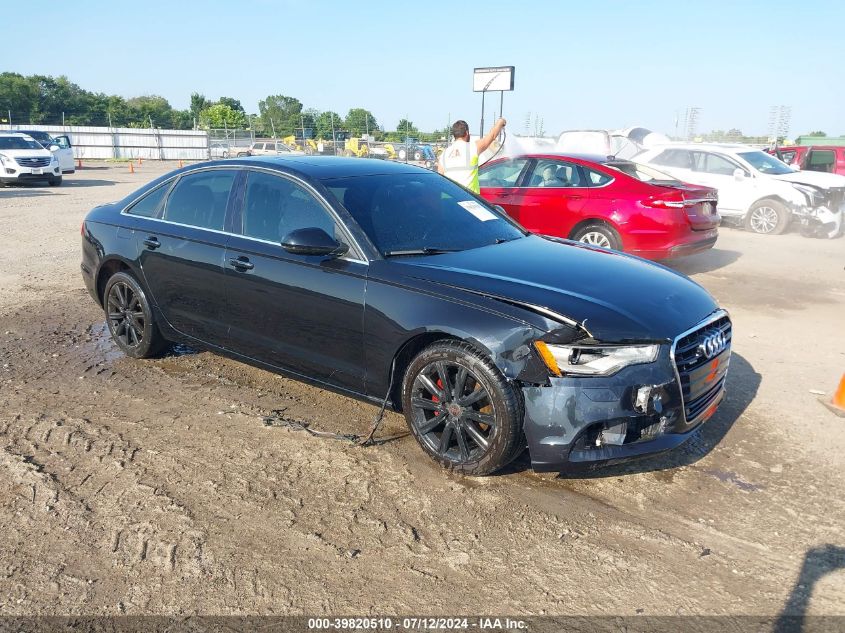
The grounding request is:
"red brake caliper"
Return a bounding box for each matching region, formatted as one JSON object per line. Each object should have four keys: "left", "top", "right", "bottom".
{"left": 432, "top": 378, "right": 443, "bottom": 415}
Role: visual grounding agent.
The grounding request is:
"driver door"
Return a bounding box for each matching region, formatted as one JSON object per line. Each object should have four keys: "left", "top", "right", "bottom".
{"left": 223, "top": 169, "right": 367, "bottom": 393}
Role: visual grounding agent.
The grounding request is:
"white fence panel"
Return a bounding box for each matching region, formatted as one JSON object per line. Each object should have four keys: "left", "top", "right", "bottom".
{"left": 0, "top": 124, "right": 209, "bottom": 160}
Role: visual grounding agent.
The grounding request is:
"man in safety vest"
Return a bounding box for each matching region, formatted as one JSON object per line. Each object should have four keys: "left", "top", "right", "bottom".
{"left": 437, "top": 118, "right": 506, "bottom": 193}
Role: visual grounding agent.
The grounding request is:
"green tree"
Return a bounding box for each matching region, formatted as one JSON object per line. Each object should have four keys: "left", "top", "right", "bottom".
{"left": 396, "top": 118, "right": 417, "bottom": 136}
{"left": 126, "top": 95, "right": 175, "bottom": 127}
{"left": 199, "top": 103, "right": 247, "bottom": 129}
{"left": 0, "top": 72, "right": 39, "bottom": 123}
{"left": 345, "top": 108, "right": 378, "bottom": 136}
{"left": 190, "top": 93, "right": 210, "bottom": 121}
{"left": 808, "top": 130, "right": 827, "bottom": 137}
{"left": 315, "top": 110, "right": 343, "bottom": 139}
{"left": 258, "top": 94, "right": 302, "bottom": 136}
{"left": 217, "top": 97, "right": 245, "bottom": 115}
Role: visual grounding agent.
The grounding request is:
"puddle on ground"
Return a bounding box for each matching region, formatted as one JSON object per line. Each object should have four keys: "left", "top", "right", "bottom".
{"left": 701, "top": 468, "right": 764, "bottom": 492}
{"left": 84, "top": 321, "right": 197, "bottom": 366}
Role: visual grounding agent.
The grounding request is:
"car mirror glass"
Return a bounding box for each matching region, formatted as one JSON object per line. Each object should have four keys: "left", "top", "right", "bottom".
{"left": 733, "top": 168, "right": 745, "bottom": 181}
{"left": 49, "top": 144, "right": 60, "bottom": 151}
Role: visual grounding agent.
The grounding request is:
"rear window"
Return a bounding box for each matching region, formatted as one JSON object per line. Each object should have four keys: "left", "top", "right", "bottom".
{"left": 163, "top": 169, "right": 237, "bottom": 230}
{"left": 607, "top": 161, "right": 681, "bottom": 185}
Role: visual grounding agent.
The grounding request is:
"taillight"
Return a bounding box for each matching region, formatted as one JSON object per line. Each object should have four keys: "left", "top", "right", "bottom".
{"left": 643, "top": 192, "right": 685, "bottom": 209}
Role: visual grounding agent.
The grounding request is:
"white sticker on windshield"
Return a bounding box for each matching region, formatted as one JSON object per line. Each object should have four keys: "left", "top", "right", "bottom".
{"left": 458, "top": 200, "right": 497, "bottom": 222}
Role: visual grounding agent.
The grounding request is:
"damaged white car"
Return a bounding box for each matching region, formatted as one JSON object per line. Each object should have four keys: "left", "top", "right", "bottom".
{"left": 636, "top": 144, "right": 844, "bottom": 238}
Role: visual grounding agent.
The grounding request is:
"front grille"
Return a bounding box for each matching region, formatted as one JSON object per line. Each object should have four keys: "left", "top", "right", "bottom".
{"left": 15, "top": 156, "right": 52, "bottom": 168}
{"left": 673, "top": 314, "right": 731, "bottom": 426}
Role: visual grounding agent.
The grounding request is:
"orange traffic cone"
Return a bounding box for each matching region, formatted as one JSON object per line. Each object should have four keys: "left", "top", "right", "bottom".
{"left": 822, "top": 374, "right": 845, "bottom": 417}
{"left": 139, "top": 157, "right": 143, "bottom": 165}
{"left": 178, "top": 160, "right": 183, "bottom": 168}
{"left": 129, "top": 161, "right": 134, "bottom": 174}
{"left": 76, "top": 158, "right": 82, "bottom": 169}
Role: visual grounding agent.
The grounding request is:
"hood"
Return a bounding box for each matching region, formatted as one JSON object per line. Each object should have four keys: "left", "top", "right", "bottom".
{"left": 774, "top": 170, "right": 845, "bottom": 189}
{"left": 393, "top": 235, "right": 720, "bottom": 342}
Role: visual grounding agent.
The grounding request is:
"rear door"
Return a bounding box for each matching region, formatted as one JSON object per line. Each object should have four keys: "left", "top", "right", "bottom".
{"left": 223, "top": 168, "right": 367, "bottom": 392}
{"left": 514, "top": 158, "right": 590, "bottom": 237}
{"left": 135, "top": 168, "right": 239, "bottom": 343}
{"left": 478, "top": 158, "right": 531, "bottom": 223}
{"left": 805, "top": 148, "right": 836, "bottom": 174}
{"left": 689, "top": 151, "right": 754, "bottom": 216}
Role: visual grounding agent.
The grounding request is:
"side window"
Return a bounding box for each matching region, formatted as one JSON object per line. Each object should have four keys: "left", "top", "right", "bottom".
{"left": 478, "top": 158, "right": 528, "bottom": 187}
{"left": 653, "top": 149, "right": 692, "bottom": 169}
{"left": 582, "top": 166, "right": 613, "bottom": 187}
{"left": 125, "top": 181, "right": 172, "bottom": 218}
{"left": 163, "top": 170, "right": 236, "bottom": 230}
{"left": 241, "top": 170, "right": 339, "bottom": 244}
{"left": 525, "top": 159, "right": 583, "bottom": 188}
{"left": 54, "top": 135, "right": 71, "bottom": 149}
{"left": 695, "top": 152, "right": 738, "bottom": 176}
{"left": 780, "top": 150, "right": 797, "bottom": 164}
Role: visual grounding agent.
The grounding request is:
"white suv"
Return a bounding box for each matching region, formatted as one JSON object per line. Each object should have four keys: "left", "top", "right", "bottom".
{"left": 636, "top": 143, "right": 845, "bottom": 235}
{"left": 0, "top": 133, "right": 63, "bottom": 186}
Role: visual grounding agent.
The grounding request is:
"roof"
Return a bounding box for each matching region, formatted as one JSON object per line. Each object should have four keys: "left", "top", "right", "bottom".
{"left": 644, "top": 143, "right": 763, "bottom": 153}
{"left": 0, "top": 132, "right": 30, "bottom": 137}
{"left": 494, "top": 152, "right": 615, "bottom": 164}
{"left": 217, "top": 155, "right": 430, "bottom": 179}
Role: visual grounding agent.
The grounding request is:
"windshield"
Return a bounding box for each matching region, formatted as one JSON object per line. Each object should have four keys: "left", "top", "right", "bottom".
{"left": 605, "top": 161, "right": 682, "bottom": 185}
{"left": 323, "top": 172, "right": 526, "bottom": 255}
{"left": 0, "top": 136, "right": 44, "bottom": 150}
{"left": 737, "top": 150, "right": 795, "bottom": 175}
{"left": 19, "top": 131, "right": 52, "bottom": 145}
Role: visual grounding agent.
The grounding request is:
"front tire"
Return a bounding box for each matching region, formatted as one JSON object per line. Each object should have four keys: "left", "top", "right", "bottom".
{"left": 572, "top": 223, "right": 621, "bottom": 250}
{"left": 103, "top": 272, "right": 166, "bottom": 359}
{"left": 745, "top": 199, "right": 790, "bottom": 234}
{"left": 48, "top": 176, "right": 62, "bottom": 186}
{"left": 401, "top": 341, "right": 525, "bottom": 475}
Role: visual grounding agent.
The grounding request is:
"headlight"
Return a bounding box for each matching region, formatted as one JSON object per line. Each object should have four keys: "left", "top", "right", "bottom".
{"left": 50, "top": 155, "right": 58, "bottom": 164}
{"left": 535, "top": 341, "right": 659, "bottom": 377}
{"left": 0, "top": 153, "right": 8, "bottom": 165}
{"left": 792, "top": 183, "right": 822, "bottom": 206}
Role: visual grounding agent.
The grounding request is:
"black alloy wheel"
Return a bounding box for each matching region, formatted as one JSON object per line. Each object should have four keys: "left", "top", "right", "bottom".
{"left": 402, "top": 341, "right": 524, "bottom": 475}
{"left": 103, "top": 271, "right": 166, "bottom": 358}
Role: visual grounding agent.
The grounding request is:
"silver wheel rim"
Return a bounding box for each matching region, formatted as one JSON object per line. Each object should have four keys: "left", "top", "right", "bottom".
{"left": 750, "top": 206, "right": 779, "bottom": 233}
{"left": 580, "top": 231, "right": 612, "bottom": 248}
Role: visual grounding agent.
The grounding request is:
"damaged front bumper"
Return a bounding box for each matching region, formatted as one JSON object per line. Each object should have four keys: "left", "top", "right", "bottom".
{"left": 523, "top": 312, "right": 731, "bottom": 472}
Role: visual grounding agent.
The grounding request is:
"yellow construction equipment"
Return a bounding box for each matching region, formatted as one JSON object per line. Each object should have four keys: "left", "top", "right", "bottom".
{"left": 282, "top": 135, "right": 303, "bottom": 151}
{"left": 344, "top": 137, "right": 369, "bottom": 158}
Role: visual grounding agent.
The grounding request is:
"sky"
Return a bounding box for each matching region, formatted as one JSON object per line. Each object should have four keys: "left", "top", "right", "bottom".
{"left": 4, "top": 0, "right": 843, "bottom": 138}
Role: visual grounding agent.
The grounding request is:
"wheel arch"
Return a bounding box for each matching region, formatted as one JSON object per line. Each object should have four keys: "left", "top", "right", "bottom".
{"left": 94, "top": 257, "right": 137, "bottom": 307}
{"left": 746, "top": 195, "right": 794, "bottom": 217}
{"left": 388, "top": 330, "right": 498, "bottom": 412}
{"left": 568, "top": 217, "right": 623, "bottom": 245}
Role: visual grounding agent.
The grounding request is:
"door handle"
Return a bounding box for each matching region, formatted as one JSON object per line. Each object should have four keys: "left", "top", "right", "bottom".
{"left": 228, "top": 257, "right": 254, "bottom": 271}
{"left": 143, "top": 236, "right": 160, "bottom": 249}
{"left": 499, "top": 191, "right": 513, "bottom": 198}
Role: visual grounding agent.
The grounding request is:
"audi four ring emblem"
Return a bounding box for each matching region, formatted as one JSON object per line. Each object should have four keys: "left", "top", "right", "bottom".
{"left": 699, "top": 331, "right": 728, "bottom": 360}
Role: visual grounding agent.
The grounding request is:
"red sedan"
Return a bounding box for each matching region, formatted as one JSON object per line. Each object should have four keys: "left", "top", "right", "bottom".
{"left": 478, "top": 153, "right": 720, "bottom": 260}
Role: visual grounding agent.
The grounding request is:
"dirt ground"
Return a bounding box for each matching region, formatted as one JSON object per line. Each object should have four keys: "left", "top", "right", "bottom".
{"left": 0, "top": 162, "right": 844, "bottom": 617}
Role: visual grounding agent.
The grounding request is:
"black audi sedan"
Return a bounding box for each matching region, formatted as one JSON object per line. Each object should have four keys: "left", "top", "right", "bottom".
{"left": 81, "top": 156, "right": 731, "bottom": 475}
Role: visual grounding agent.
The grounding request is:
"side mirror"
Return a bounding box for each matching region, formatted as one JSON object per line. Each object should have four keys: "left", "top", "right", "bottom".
{"left": 733, "top": 168, "right": 746, "bottom": 181}
{"left": 492, "top": 205, "right": 507, "bottom": 215}
{"left": 49, "top": 144, "right": 60, "bottom": 151}
{"left": 281, "top": 227, "right": 349, "bottom": 258}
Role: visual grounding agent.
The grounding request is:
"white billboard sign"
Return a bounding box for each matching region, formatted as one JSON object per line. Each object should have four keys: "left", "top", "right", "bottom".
{"left": 473, "top": 66, "right": 515, "bottom": 92}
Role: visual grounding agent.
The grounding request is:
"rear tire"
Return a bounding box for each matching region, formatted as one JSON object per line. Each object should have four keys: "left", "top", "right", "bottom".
{"left": 103, "top": 272, "right": 167, "bottom": 359}
{"left": 572, "top": 223, "right": 621, "bottom": 251}
{"left": 745, "top": 199, "right": 790, "bottom": 235}
{"left": 401, "top": 340, "right": 525, "bottom": 476}
{"left": 398, "top": 149, "right": 408, "bottom": 161}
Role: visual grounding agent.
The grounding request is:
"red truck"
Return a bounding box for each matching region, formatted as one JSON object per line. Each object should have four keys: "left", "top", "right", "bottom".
{"left": 767, "top": 145, "right": 845, "bottom": 176}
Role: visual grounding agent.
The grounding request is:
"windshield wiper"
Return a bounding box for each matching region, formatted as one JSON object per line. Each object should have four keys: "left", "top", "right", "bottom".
{"left": 383, "top": 248, "right": 461, "bottom": 257}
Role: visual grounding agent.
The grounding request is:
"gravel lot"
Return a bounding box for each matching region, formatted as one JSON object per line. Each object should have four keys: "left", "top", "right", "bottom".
{"left": 0, "top": 163, "right": 844, "bottom": 617}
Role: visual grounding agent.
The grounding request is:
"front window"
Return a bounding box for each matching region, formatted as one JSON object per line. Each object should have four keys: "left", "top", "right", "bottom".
{"left": 605, "top": 161, "right": 680, "bottom": 185}
{"left": 737, "top": 150, "right": 794, "bottom": 175}
{"left": 525, "top": 159, "right": 584, "bottom": 187}
{"left": 0, "top": 136, "right": 43, "bottom": 150}
{"left": 323, "top": 173, "right": 525, "bottom": 256}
